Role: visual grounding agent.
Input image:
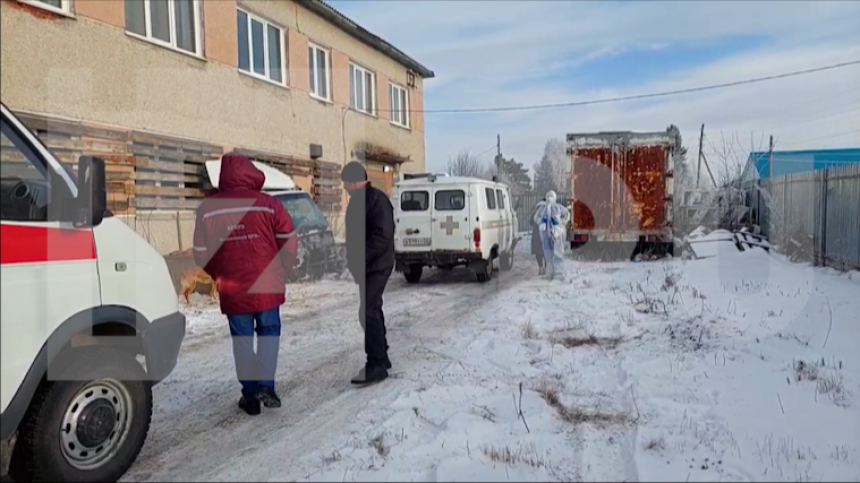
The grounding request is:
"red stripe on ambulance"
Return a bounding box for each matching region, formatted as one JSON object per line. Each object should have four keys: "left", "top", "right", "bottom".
{"left": 0, "top": 223, "right": 96, "bottom": 265}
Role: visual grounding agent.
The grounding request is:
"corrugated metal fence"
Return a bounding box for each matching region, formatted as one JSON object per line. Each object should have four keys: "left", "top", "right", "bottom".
{"left": 749, "top": 164, "right": 860, "bottom": 270}
{"left": 512, "top": 191, "right": 571, "bottom": 233}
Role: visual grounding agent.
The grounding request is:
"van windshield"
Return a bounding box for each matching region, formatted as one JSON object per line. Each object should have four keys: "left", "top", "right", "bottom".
{"left": 276, "top": 193, "right": 329, "bottom": 231}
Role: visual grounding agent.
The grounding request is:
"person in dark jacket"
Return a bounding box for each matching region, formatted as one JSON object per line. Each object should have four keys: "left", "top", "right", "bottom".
{"left": 341, "top": 161, "right": 395, "bottom": 385}
{"left": 193, "top": 151, "right": 298, "bottom": 415}
{"left": 531, "top": 198, "right": 547, "bottom": 275}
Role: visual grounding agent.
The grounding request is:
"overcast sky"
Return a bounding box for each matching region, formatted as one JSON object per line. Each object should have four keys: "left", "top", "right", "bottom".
{"left": 329, "top": 0, "right": 860, "bottom": 178}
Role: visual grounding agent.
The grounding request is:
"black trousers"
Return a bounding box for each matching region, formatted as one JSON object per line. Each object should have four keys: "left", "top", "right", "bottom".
{"left": 358, "top": 266, "right": 392, "bottom": 367}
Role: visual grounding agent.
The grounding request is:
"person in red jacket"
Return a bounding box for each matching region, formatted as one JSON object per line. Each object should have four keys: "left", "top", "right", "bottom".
{"left": 193, "top": 151, "right": 298, "bottom": 416}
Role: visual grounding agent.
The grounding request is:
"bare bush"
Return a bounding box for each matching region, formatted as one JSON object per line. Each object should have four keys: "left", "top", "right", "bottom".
{"left": 521, "top": 320, "right": 540, "bottom": 340}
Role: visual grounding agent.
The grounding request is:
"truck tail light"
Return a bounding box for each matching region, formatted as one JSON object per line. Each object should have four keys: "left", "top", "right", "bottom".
{"left": 473, "top": 228, "right": 481, "bottom": 249}
{"left": 574, "top": 234, "right": 589, "bottom": 242}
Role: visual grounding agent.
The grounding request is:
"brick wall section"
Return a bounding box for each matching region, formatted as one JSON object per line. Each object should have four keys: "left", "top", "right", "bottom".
{"left": 410, "top": 85, "right": 424, "bottom": 132}
{"left": 288, "top": 29, "right": 310, "bottom": 91}
{"left": 331, "top": 49, "right": 350, "bottom": 106}
{"left": 376, "top": 72, "right": 390, "bottom": 123}
{"left": 203, "top": 0, "right": 239, "bottom": 67}
{"left": 75, "top": 0, "right": 124, "bottom": 27}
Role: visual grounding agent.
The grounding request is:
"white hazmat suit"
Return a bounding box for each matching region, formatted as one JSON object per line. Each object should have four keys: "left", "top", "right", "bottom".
{"left": 533, "top": 190, "right": 571, "bottom": 281}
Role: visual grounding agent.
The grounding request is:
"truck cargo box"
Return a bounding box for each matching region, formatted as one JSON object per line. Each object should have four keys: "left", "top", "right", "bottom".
{"left": 566, "top": 131, "right": 676, "bottom": 254}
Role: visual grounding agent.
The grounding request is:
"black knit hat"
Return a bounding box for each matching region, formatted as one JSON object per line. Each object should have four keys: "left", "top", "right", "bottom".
{"left": 340, "top": 161, "right": 368, "bottom": 182}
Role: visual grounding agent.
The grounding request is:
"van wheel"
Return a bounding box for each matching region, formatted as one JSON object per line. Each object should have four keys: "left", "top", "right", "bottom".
{"left": 404, "top": 265, "right": 423, "bottom": 284}
{"left": 10, "top": 347, "right": 153, "bottom": 483}
{"left": 475, "top": 258, "right": 493, "bottom": 283}
{"left": 500, "top": 251, "right": 514, "bottom": 271}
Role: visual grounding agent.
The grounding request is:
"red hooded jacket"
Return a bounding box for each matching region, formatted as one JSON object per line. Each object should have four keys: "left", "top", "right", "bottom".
{"left": 193, "top": 152, "right": 298, "bottom": 315}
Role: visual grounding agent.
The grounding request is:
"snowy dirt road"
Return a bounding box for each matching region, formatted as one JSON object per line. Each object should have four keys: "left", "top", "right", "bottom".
{"left": 121, "top": 244, "right": 632, "bottom": 482}
{"left": 121, "top": 239, "right": 860, "bottom": 482}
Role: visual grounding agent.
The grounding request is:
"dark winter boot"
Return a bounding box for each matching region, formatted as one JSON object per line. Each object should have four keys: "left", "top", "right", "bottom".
{"left": 350, "top": 365, "right": 388, "bottom": 385}
{"left": 257, "top": 386, "right": 282, "bottom": 408}
{"left": 238, "top": 396, "right": 261, "bottom": 416}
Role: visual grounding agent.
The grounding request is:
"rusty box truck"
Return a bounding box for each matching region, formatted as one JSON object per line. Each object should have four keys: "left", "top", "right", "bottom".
{"left": 566, "top": 131, "right": 677, "bottom": 259}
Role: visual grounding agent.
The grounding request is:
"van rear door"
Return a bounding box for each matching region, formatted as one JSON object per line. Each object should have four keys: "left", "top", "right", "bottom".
{"left": 431, "top": 186, "right": 470, "bottom": 251}
{"left": 395, "top": 186, "right": 433, "bottom": 252}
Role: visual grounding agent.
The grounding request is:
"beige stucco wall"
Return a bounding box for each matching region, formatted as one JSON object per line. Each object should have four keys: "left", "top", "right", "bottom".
{"left": 0, "top": 0, "right": 427, "bottom": 173}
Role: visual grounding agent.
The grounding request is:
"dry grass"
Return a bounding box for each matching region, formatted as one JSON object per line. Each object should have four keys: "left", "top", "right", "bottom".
{"left": 521, "top": 320, "right": 540, "bottom": 340}
{"left": 793, "top": 359, "right": 820, "bottom": 381}
{"left": 817, "top": 373, "right": 849, "bottom": 406}
{"left": 549, "top": 334, "right": 622, "bottom": 349}
{"left": 644, "top": 437, "right": 667, "bottom": 452}
{"left": 536, "top": 380, "right": 628, "bottom": 427}
{"left": 481, "top": 444, "right": 545, "bottom": 468}
{"left": 369, "top": 433, "right": 389, "bottom": 457}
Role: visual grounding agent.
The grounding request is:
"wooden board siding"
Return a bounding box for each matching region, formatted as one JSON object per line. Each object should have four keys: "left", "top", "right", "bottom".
{"left": 9, "top": 111, "right": 348, "bottom": 217}
{"left": 129, "top": 131, "right": 223, "bottom": 211}
{"left": 10, "top": 112, "right": 136, "bottom": 214}
{"left": 313, "top": 160, "right": 343, "bottom": 212}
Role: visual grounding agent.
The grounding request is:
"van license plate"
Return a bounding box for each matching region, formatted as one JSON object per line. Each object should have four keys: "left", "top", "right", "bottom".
{"left": 403, "top": 237, "right": 431, "bottom": 247}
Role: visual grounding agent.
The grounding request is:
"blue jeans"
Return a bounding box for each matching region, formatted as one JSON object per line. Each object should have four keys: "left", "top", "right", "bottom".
{"left": 227, "top": 307, "right": 281, "bottom": 400}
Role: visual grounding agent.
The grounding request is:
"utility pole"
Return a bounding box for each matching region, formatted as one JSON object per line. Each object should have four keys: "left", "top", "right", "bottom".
{"left": 768, "top": 135, "right": 774, "bottom": 179}
{"left": 696, "top": 123, "right": 705, "bottom": 188}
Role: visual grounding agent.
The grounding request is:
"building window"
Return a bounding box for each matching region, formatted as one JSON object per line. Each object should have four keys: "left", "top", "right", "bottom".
{"left": 308, "top": 43, "right": 331, "bottom": 101}
{"left": 17, "top": 0, "right": 70, "bottom": 14}
{"left": 125, "top": 0, "right": 201, "bottom": 56}
{"left": 389, "top": 83, "right": 409, "bottom": 128}
{"left": 349, "top": 63, "right": 376, "bottom": 115}
{"left": 237, "top": 9, "right": 285, "bottom": 84}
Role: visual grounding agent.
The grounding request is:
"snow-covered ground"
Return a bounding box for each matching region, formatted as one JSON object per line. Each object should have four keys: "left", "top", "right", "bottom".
{"left": 122, "top": 238, "right": 860, "bottom": 482}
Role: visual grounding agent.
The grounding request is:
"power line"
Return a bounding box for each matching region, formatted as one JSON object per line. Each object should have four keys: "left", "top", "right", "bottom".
{"left": 412, "top": 59, "right": 860, "bottom": 114}
{"left": 777, "top": 130, "right": 860, "bottom": 148}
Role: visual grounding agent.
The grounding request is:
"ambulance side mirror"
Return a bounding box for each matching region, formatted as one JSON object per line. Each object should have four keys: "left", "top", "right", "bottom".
{"left": 74, "top": 155, "right": 107, "bottom": 227}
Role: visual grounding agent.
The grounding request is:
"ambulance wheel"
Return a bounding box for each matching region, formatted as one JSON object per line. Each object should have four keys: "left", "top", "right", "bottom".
{"left": 10, "top": 347, "right": 153, "bottom": 483}
{"left": 475, "top": 258, "right": 493, "bottom": 283}
{"left": 500, "top": 251, "right": 514, "bottom": 271}
{"left": 404, "top": 265, "right": 423, "bottom": 284}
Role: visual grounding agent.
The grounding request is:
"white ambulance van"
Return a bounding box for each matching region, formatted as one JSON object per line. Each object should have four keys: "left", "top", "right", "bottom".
{"left": 0, "top": 103, "right": 186, "bottom": 482}
{"left": 392, "top": 174, "right": 519, "bottom": 283}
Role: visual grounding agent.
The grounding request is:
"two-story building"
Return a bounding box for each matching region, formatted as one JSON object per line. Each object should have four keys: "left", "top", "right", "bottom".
{"left": 0, "top": 0, "right": 434, "bottom": 252}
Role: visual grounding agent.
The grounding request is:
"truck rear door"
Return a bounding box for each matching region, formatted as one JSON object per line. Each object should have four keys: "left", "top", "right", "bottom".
{"left": 395, "top": 186, "right": 433, "bottom": 251}
{"left": 431, "top": 186, "right": 470, "bottom": 251}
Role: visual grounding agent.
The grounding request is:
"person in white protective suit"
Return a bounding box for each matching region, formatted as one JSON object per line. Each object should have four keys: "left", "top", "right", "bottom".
{"left": 533, "top": 190, "right": 571, "bottom": 281}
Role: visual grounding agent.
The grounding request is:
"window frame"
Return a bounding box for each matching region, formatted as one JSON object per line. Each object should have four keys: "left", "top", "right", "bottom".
{"left": 308, "top": 42, "right": 332, "bottom": 102}
{"left": 125, "top": 0, "right": 203, "bottom": 58}
{"left": 349, "top": 62, "right": 376, "bottom": 116}
{"left": 484, "top": 187, "right": 497, "bottom": 210}
{"left": 17, "top": 0, "right": 73, "bottom": 16}
{"left": 434, "top": 189, "right": 466, "bottom": 212}
{"left": 496, "top": 189, "right": 505, "bottom": 210}
{"left": 236, "top": 7, "right": 287, "bottom": 86}
{"left": 399, "top": 190, "right": 429, "bottom": 212}
{"left": 389, "top": 82, "right": 410, "bottom": 128}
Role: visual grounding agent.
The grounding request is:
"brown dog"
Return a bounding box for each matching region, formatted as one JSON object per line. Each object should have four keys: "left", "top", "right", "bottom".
{"left": 179, "top": 266, "right": 218, "bottom": 305}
